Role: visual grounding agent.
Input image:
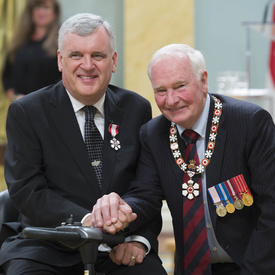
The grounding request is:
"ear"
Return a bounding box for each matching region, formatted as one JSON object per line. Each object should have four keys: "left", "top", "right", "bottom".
{"left": 112, "top": 52, "right": 118, "bottom": 73}
{"left": 57, "top": 50, "right": 63, "bottom": 72}
{"left": 201, "top": 70, "right": 208, "bottom": 93}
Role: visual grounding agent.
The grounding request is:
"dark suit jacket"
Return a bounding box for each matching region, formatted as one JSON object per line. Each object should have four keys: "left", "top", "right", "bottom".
{"left": 0, "top": 81, "right": 162, "bottom": 266}
{"left": 124, "top": 94, "right": 275, "bottom": 275}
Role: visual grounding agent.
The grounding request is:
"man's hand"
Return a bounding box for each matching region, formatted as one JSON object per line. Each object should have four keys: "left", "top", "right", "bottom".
{"left": 90, "top": 192, "right": 137, "bottom": 234}
{"left": 109, "top": 241, "right": 146, "bottom": 266}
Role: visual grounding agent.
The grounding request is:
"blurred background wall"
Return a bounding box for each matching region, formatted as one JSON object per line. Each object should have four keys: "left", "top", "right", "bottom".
{"left": 0, "top": 0, "right": 26, "bottom": 191}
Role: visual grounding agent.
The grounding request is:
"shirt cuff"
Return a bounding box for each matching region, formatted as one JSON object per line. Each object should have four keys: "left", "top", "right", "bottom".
{"left": 81, "top": 215, "right": 151, "bottom": 254}
{"left": 81, "top": 213, "right": 92, "bottom": 224}
{"left": 125, "top": 235, "right": 151, "bottom": 254}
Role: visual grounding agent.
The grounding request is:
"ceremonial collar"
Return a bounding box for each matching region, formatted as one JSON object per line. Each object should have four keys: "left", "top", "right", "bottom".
{"left": 170, "top": 96, "right": 222, "bottom": 174}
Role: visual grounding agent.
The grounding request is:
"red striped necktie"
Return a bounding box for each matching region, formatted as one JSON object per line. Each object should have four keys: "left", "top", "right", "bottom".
{"left": 182, "top": 129, "right": 211, "bottom": 275}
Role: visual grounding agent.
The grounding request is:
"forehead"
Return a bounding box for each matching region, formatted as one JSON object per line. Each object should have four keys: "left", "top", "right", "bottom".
{"left": 62, "top": 27, "right": 111, "bottom": 53}
{"left": 151, "top": 55, "right": 194, "bottom": 84}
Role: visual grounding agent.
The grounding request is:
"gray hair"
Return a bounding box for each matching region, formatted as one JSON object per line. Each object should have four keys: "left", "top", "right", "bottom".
{"left": 58, "top": 13, "right": 116, "bottom": 54}
{"left": 147, "top": 44, "right": 206, "bottom": 81}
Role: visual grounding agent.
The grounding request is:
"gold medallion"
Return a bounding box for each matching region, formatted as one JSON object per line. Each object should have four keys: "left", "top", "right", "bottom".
{"left": 216, "top": 204, "right": 227, "bottom": 217}
{"left": 225, "top": 203, "right": 235, "bottom": 214}
{"left": 242, "top": 193, "right": 253, "bottom": 207}
{"left": 234, "top": 199, "right": 244, "bottom": 210}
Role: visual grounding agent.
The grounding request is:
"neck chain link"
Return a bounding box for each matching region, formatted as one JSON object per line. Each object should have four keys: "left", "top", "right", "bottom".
{"left": 169, "top": 96, "right": 222, "bottom": 175}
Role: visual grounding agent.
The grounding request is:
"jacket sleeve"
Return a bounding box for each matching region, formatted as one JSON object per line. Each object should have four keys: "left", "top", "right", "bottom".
{"left": 5, "top": 101, "right": 90, "bottom": 228}
{"left": 240, "top": 108, "right": 275, "bottom": 274}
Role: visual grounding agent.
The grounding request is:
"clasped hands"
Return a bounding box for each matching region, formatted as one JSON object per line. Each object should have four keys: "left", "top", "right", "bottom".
{"left": 88, "top": 192, "right": 137, "bottom": 233}
{"left": 83, "top": 192, "right": 144, "bottom": 266}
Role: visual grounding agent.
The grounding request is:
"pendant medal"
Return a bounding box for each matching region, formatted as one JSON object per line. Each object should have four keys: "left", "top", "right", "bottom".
{"left": 216, "top": 204, "right": 227, "bottom": 217}
{"left": 242, "top": 193, "right": 253, "bottom": 206}
{"left": 109, "top": 124, "right": 121, "bottom": 150}
{"left": 182, "top": 160, "right": 200, "bottom": 199}
{"left": 182, "top": 178, "right": 200, "bottom": 199}
{"left": 233, "top": 197, "right": 244, "bottom": 210}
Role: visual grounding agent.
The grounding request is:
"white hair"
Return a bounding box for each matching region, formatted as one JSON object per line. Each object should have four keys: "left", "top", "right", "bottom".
{"left": 147, "top": 44, "right": 206, "bottom": 81}
{"left": 58, "top": 13, "right": 116, "bottom": 54}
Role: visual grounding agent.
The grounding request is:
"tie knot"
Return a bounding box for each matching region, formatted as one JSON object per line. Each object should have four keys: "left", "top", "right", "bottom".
{"left": 182, "top": 129, "right": 199, "bottom": 144}
{"left": 84, "top": 106, "right": 98, "bottom": 120}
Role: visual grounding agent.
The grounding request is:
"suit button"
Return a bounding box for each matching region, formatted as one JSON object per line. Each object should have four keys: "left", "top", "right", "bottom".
{"left": 212, "top": 247, "right": 217, "bottom": 252}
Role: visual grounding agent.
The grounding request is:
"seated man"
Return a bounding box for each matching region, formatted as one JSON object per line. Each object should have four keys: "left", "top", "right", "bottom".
{"left": 91, "top": 44, "right": 275, "bottom": 275}
{"left": 0, "top": 13, "right": 166, "bottom": 275}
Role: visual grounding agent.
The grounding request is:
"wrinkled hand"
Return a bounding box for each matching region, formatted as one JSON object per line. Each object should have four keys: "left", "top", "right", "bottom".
{"left": 90, "top": 192, "right": 137, "bottom": 234}
{"left": 109, "top": 241, "right": 146, "bottom": 266}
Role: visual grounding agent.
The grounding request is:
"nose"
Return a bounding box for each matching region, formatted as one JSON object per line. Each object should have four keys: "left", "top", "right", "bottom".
{"left": 81, "top": 56, "right": 95, "bottom": 70}
{"left": 166, "top": 89, "right": 179, "bottom": 106}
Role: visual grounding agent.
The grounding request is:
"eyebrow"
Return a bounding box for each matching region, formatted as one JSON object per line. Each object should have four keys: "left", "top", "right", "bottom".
{"left": 174, "top": 79, "right": 186, "bottom": 85}
{"left": 153, "top": 79, "right": 186, "bottom": 90}
{"left": 68, "top": 51, "right": 81, "bottom": 56}
{"left": 153, "top": 85, "right": 163, "bottom": 90}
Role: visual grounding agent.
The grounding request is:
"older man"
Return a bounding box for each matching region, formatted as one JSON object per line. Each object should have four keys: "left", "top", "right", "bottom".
{"left": 91, "top": 44, "right": 275, "bottom": 275}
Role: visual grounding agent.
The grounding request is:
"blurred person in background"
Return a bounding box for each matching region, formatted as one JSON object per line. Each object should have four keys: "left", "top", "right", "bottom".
{"left": 2, "top": 0, "right": 61, "bottom": 102}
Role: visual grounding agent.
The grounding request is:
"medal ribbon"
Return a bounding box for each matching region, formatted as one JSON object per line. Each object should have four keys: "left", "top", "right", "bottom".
{"left": 227, "top": 179, "right": 242, "bottom": 201}
{"left": 225, "top": 180, "right": 238, "bottom": 203}
{"left": 208, "top": 186, "right": 223, "bottom": 207}
{"left": 233, "top": 174, "right": 252, "bottom": 198}
{"left": 109, "top": 124, "right": 119, "bottom": 137}
{"left": 225, "top": 180, "right": 237, "bottom": 198}
{"left": 238, "top": 174, "right": 253, "bottom": 197}
{"left": 220, "top": 182, "right": 234, "bottom": 205}
{"left": 215, "top": 184, "right": 226, "bottom": 207}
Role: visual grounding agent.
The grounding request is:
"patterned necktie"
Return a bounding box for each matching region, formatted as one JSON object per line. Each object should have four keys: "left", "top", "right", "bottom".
{"left": 182, "top": 129, "right": 211, "bottom": 275}
{"left": 84, "top": 106, "right": 103, "bottom": 188}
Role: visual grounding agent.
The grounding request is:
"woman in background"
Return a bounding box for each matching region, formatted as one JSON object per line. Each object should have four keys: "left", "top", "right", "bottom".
{"left": 3, "top": 0, "right": 61, "bottom": 101}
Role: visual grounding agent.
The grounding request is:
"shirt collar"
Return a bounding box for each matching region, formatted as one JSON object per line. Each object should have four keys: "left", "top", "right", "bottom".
{"left": 177, "top": 94, "right": 210, "bottom": 140}
{"left": 66, "top": 90, "right": 105, "bottom": 117}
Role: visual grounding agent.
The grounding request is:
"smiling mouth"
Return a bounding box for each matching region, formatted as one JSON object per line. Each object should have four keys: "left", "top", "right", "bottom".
{"left": 79, "top": 76, "right": 97, "bottom": 80}
{"left": 169, "top": 106, "right": 185, "bottom": 112}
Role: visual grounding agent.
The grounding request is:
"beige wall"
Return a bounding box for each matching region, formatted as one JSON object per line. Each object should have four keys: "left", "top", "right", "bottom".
{"left": 0, "top": 0, "right": 26, "bottom": 191}
{"left": 124, "top": 0, "right": 194, "bottom": 117}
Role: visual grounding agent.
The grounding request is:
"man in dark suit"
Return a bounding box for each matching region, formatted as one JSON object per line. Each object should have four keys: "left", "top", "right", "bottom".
{"left": 91, "top": 44, "right": 275, "bottom": 274}
{"left": 0, "top": 13, "right": 166, "bottom": 275}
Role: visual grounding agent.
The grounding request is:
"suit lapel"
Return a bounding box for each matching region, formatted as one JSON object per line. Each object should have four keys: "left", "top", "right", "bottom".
{"left": 48, "top": 82, "right": 101, "bottom": 197}
{"left": 101, "top": 87, "right": 123, "bottom": 194}
{"left": 206, "top": 94, "right": 227, "bottom": 226}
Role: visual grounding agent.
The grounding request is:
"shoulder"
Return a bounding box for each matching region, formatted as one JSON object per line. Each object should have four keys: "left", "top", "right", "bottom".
{"left": 8, "top": 81, "right": 64, "bottom": 113}
{"left": 212, "top": 93, "right": 271, "bottom": 119}
{"left": 212, "top": 93, "right": 262, "bottom": 111}
{"left": 211, "top": 93, "right": 274, "bottom": 135}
